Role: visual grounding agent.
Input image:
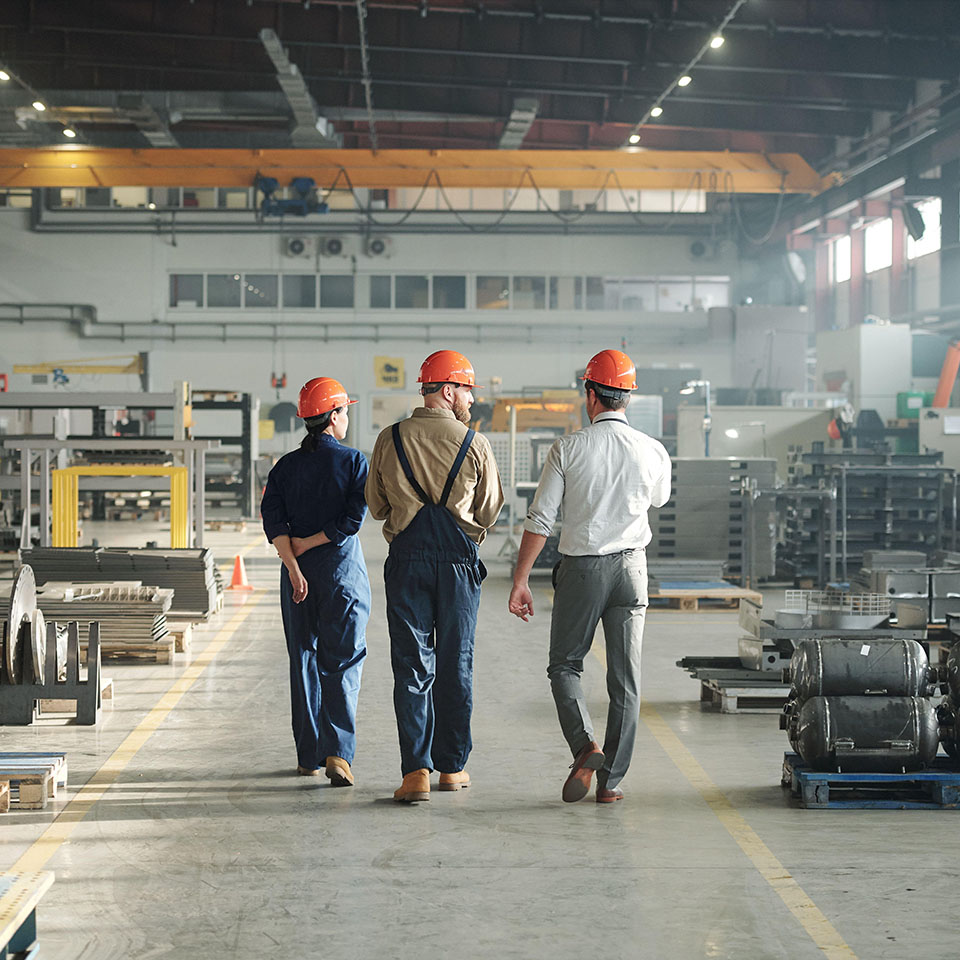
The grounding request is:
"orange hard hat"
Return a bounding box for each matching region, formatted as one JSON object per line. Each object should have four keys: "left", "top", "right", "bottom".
{"left": 580, "top": 349, "right": 637, "bottom": 391}
{"left": 297, "top": 377, "right": 357, "bottom": 418}
{"left": 417, "top": 349, "right": 479, "bottom": 388}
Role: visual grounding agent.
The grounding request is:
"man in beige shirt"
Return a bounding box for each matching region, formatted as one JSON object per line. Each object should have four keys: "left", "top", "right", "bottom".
{"left": 366, "top": 349, "right": 503, "bottom": 803}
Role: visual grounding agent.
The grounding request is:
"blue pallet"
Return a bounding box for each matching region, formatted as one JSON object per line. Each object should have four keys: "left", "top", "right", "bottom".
{"left": 782, "top": 752, "right": 960, "bottom": 809}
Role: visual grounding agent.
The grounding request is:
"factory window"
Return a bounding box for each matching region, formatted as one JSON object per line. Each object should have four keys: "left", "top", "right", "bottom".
{"left": 111, "top": 187, "right": 150, "bottom": 208}
{"left": 834, "top": 235, "right": 851, "bottom": 284}
{"left": 218, "top": 188, "right": 250, "bottom": 209}
{"left": 477, "top": 276, "right": 510, "bottom": 309}
{"left": 84, "top": 188, "right": 112, "bottom": 208}
{"left": 657, "top": 278, "right": 694, "bottom": 312}
{"left": 395, "top": 275, "right": 429, "bottom": 309}
{"left": 620, "top": 279, "right": 658, "bottom": 311}
{"left": 549, "top": 277, "right": 580, "bottom": 310}
{"left": 182, "top": 188, "right": 217, "bottom": 209}
{"left": 282, "top": 275, "right": 316, "bottom": 309}
{"left": 207, "top": 274, "right": 242, "bottom": 307}
{"left": 907, "top": 197, "right": 941, "bottom": 260}
{"left": 585, "top": 277, "right": 619, "bottom": 310}
{"left": 432, "top": 275, "right": 466, "bottom": 309}
{"left": 169, "top": 274, "right": 204, "bottom": 308}
{"left": 692, "top": 278, "right": 730, "bottom": 309}
{"left": 864, "top": 218, "right": 893, "bottom": 274}
{"left": 512, "top": 276, "right": 546, "bottom": 309}
{"left": 319, "top": 274, "right": 355, "bottom": 309}
{"left": 243, "top": 274, "right": 278, "bottom": 308}
{"left": 370, "top": 275, "right": 392, "bottom": 308}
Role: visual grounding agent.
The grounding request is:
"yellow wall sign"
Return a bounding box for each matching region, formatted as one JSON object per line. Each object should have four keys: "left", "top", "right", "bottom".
{"left": 375, "top": 356, "right": 405, "bottom": 389}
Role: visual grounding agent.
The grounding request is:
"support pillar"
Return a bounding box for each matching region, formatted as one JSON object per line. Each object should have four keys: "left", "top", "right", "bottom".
{"left": 941, "top": 160, "right": 960, "bottom": 311}
{"left": 850, "top": 224, "right": 866, "bottom": 325}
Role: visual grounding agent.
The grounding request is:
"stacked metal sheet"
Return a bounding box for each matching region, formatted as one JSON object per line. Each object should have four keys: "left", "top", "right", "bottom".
{"left": 19, "top": 547, "right": 222, "bottom": 617}
{"left": 0, "top": 580, "right": 172, "bottom": 657}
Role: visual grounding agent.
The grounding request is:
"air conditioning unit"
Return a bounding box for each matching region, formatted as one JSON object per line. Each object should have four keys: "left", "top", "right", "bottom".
{"left": 364, "top": 235, "right": 393, "bottom": 258}
{"left": 283, "top": 236, "right": 314, "bottom": 258}
{"left": 319, "top": 236, "right": 348, "bottom": 257}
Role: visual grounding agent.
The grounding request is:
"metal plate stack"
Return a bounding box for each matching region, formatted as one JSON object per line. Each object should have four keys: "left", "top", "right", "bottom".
{"left": 19, "top": 547, "right": 222, "bottom": 618}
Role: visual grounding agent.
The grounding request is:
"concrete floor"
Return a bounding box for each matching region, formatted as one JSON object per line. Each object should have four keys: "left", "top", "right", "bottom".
{"left": 1, "top": 520, "right": 956, "bottom": 960}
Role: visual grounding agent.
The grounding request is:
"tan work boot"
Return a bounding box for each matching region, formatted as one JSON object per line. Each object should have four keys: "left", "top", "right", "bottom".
{"left": 394, "top": 768, "right": 430, "bottom": 803}
{"left": 325, "top": 756, "right": 355, "bottom": 787}
{"left": 296, "top": 765, "right": 322, "bottom": 776}
{"left": 438, "top": 770, "right": 470, "bottom": 791}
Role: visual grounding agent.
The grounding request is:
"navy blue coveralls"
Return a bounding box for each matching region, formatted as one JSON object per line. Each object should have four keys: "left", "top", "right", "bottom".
{"left": 385, "top": 423, "right": 486, "bottom": 776}
{"left": 261, "top": 435, "right": 371, "bottom": 769}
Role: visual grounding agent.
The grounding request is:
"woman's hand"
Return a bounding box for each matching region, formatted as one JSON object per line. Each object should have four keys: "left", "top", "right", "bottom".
{"left": 291, "top": 531, "right": 331, "bottom": 557}
{"left": 289, "top": 563, "right": 309, "bottom": 603}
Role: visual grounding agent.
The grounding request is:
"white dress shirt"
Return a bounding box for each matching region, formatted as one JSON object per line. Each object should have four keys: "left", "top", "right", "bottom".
{"left": 523, "top": 411, "right": 671, "bottom": 556}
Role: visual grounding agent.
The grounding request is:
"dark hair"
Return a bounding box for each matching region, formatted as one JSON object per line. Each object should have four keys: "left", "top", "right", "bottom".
{"left": 585, "top": 380, "right": 628, "bottom": 411}
{"left": 420, "top": 381, "right": 451, "bottom": 395}
{"left": 300, "top": 406, "right": 344, "bottom": 451}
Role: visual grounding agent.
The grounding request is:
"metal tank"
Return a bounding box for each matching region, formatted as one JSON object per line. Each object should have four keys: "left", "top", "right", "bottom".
{"left": 937, "top": 696, "right": 960, "bottom": 761}
{"left": 789, "top": 638, "right": 936, "bottom": 701}
{"left": 782, "top": 695, "right": 939, "bottom": 772}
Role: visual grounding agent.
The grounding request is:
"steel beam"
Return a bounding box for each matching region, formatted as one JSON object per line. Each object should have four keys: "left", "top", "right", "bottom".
{"left": 0, "top": 148, "right": 829, "bottom": 193}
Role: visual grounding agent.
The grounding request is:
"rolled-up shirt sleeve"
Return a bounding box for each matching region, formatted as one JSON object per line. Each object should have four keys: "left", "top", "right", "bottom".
{"left": 651, "top": 449, "right": 672, "bottom": 508}
{"left": 524, "top": 439, "right": 564, "bottom": 537}
{"left": 472, "top": 436, "right": 505, "bottom": 531}
{"left": 323, "top": 453, "right": 369, "bottom": 546}
{"left": 260, "top": 468, "right": 290, "bottom": 542}
{"left": 364, "top": 432, "right": 392, "bottom": 522}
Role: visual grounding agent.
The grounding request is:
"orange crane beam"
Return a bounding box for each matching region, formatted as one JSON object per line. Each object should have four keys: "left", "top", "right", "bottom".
{"left": 0, "top": 148, "right": 831, "bottom": 194}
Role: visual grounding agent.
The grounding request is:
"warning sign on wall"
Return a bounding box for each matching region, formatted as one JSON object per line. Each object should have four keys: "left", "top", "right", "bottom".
{"left": 374, "top": 356, "right": 405, "bottom": 389}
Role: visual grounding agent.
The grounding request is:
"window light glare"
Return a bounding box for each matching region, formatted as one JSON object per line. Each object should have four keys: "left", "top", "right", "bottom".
{"left": 724, "top": 428, "right": 739, "bottom": 439}
{"left": 628, "top": 133, "right": 641, "bottom": 144}
{"left": 62, "top": 127, "right": 76, "bottom": 138}
{"left": 0, "top": 70, "right": 10, "bottom": 82}
{"left": 678, "top": 75, "right": 692, "bottom": 87}
{"left": 710, "top": 35, "right": 725, "bottom": 49}
{"left": 32, "top": 100, "right": 46, "bottom": 111}
{"left": 650, "top": 106, "right": 663, "bottom": 118}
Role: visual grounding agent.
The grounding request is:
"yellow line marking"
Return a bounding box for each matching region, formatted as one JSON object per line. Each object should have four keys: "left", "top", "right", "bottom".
{"left": 8, "top": 590, "right": 265, "bottom": 875}
{"left": 591, "top": 643, "right": 857, "bottom": 960}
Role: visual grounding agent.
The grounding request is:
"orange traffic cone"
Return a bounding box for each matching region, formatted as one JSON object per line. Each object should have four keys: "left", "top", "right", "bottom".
{"left": 229, "top": 554, "right": 254, "bottom": 590}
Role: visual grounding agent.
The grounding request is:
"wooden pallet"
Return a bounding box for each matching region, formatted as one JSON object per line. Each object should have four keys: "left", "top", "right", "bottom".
{"left": 94, "top": 638, "right": 175, "bottom": 663}
{"left": 700, "top": 677, "right": 790, "bottom": 714}
{"left": 0, "top": 754, "right": 68, "bottom": 810}
{"left": 782, "top": 752, "right": 960, "bottom": 809}
{"left": 650, "top": 581, "right": 763, "bottom": 612}
{"left": 0, "top": 783, "right": 8, "bottom": 815}
{"left": 165, "top": 622, "right": 192, "bottom": 654}
{"left": 205, "top": 519, "right": 247, "bottom": 533}
{"left": 37, "top": 675, "right": 113, "bottom": 716}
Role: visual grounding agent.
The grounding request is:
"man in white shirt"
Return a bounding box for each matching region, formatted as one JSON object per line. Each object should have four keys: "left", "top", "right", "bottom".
{"left": 508, "top": 349, "right": 671, "bottom": 804}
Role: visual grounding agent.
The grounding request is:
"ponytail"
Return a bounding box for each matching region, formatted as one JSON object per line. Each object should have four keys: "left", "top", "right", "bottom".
{"left": 300, "top": 406, "right": 344, "bottom": 451}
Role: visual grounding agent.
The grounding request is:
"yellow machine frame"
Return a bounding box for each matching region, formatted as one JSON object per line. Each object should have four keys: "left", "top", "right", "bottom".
{"left": 52, "top": 465, "right": 189, "bottom": 548}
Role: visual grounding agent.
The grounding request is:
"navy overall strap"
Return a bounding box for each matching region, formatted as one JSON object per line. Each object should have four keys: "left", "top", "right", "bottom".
{"left": 391, "top": 422, "right": 430, "bottom": 504}
{"left": 440, "top": 429, "right": 475, "bottom": 508}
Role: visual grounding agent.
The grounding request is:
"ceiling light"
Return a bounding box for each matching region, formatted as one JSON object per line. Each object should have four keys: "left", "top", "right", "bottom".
{"left": 650, "top": 106, "right": 663, "bottom": 118}
{"left": 629, "top": 133, "right": 641, "bottom": 144}
{"left": 62, "top": 127, "right": 76, "bottom": 138}
{"left": 678, "top": 75, "right": 692, "bottom": 87}
{"left": 724, "top": 428, "right": 739, "bottom": 439}
{"left": 147, "top": 202, "right": 156, "bottom": 210}
{"left": 679, "top": 386, "right": 695, "bottom": 396}
{"left": 32, "top": 100, "right": 46, "bottom": 111}
{"left": 710, "top": 35, "right": 725, "bottom": 49}
{"left": 0, "top": 70, "right": 9, "bottom": 82}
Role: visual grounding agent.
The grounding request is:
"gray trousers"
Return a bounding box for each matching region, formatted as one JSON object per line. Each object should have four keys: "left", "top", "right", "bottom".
{"left": 548, "top": 549, "right": 648, "bottom": 790}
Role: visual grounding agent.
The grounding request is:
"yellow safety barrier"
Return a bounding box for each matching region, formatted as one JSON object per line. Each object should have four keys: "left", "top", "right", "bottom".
{"left": 51, "top": 465, "right": 189, "bottom": 548}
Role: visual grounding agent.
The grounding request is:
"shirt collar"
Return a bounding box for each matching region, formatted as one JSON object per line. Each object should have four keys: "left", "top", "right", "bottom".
{"left": 413, "top": 407, "right": 456, "bottom": 420}
{"left": 591, "top": 411, "right": 629, "bottom": 425}
{"left": 316, "top": 433, "right": 340, "bottom": 445}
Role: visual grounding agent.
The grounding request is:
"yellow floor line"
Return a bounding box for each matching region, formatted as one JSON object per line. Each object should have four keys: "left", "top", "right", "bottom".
{"left": 8, "top": 589, "right": 265, "bottom": 875}
{"left": 591, "top": 643, "right": 857, "bottom": 960}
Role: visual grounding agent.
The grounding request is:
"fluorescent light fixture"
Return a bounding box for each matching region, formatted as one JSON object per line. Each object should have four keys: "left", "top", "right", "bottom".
{"left": 710, "top": 35, "right": 725, "bottom": 49}
{"left": 0, "top": 70, "right": 10, "bottom": 82}
{"left": 32, "top": 100, "right": 46, "bottom": 111}
{"left": 826, "top": 200, "right": 858, "bottom": 219}
{"left": 147, "top": 202, "right": 156, "bottom": 210}
{"left": 679, "top": 386, "right": 696, "bottom": 395}
{"left": 629, "top": 133, "right": 641, "bottom": 144}
{"left": 650, "top": 106, "right": 663, "bottom": 118}
{"left": 62, "top": 127, "right": 76, "bottom": 138}
{"left": 724, "top": 428, "right": 739, "bottom": 439}
{"left": 678, "top": 76, "right": 692, "bottom": 87}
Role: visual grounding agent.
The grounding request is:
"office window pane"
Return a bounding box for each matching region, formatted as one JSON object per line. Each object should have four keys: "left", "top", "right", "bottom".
{"left": 512, "top": 276, "right": 546, "bottom": 309}
{"left": 319, "top": 275, "right": 354, "bottom": 308}
{"left": 865, "top": 218, "right": 893, "bottom": 274}
{"left": 549, "top": 277, "right": 579, "bottom": 310}
{"left": 207, "top": 274, "right": 241, "bottom": 307}
{"left": 282, "top": 275, "right": 316, "bottom": 308}
{"left": 585, "top": 277, "right": 619, "bottom": 310}
{"left": 834, "top": 235, "right": 851, "bottom": 283}
{"left": 370, "top": 275, "right": 392, "bottom": 308}
{"left": 658, "top": 278, "right": 694, "bottom": 312}
{"left": 620, "top": 279, "right": 657, "bottom": 311}
{"left": 243, "top": 274, "right": 278, "bottom": 308}
{"left": 907, "top": 197, "right": 941, "bottom": 260}
{"left": 477, "top": 276, "right": 510, "bottom": 309}
{"left": 396, "top": 275, "right": 429, "bottom": 309}
{"left": 183, "top": 188, "right": 216, "bottom": 209}
{"left": 433, "top": 275, "right": 466, "bottom": 309}
{"left": 169, "top": 274, "right": 203, "bottom": 308}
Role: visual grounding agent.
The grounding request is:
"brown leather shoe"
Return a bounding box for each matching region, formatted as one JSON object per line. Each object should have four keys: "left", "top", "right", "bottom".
{"left": 438, "top": 770, "right": 470, "bottom": 791}
{"left": 296, "top": 765, "right": 322, "bottom": 776}
{"left": 596, "top": 786, "right": 623, "bottom": 804}
{"left": 394, "top": 768, "right": 430, "bottom": 803}
{"left": 562, "top": 741, "right": 604, "bottom": 803}
{"left": 325, "top": 756, "right": 355, "bottom": 787}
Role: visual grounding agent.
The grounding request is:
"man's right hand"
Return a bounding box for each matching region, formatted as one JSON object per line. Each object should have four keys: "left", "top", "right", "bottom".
{"left": 508, "top": 582, "right": 534, "bottom": 622}
{"left": 289, "top": 565, "right": 309, "bottom": 603}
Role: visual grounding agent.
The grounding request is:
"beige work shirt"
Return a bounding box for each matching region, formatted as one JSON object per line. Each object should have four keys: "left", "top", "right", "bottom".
{"left": 366, "top": 407, "right": 504, "bottom": 544}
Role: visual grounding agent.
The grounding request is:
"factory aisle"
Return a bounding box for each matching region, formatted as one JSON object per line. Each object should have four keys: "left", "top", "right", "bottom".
{"left": 1, "top": 521, "right": 955, "bottom": 960}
